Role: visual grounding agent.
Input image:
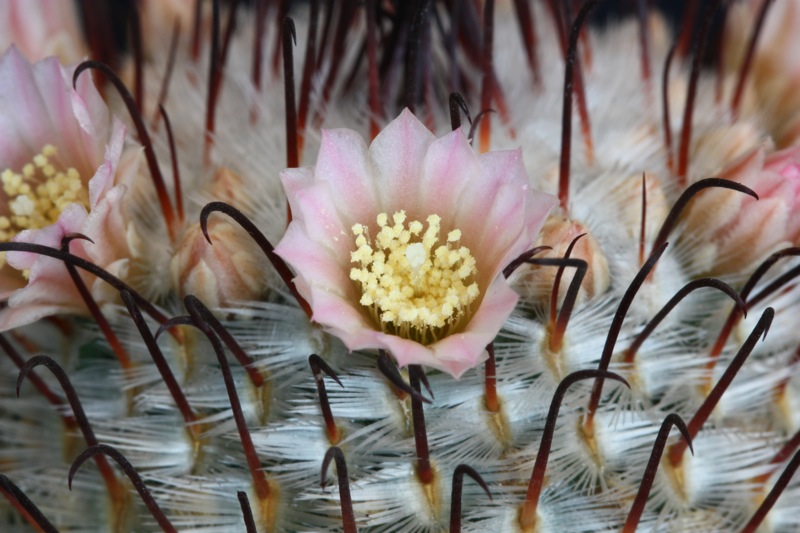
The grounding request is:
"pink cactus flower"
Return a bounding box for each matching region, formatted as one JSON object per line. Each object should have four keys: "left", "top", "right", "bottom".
{"left": 275, "top": 109, "right": 556, "bottom": 378}
{"left": 0, "top": 48, "right": 140, "bottom": 329}
{"left": 684, "top": 146, "right": 800, "bottom": 274}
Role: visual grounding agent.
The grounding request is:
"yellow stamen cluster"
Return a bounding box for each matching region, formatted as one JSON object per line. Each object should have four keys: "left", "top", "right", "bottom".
{"left": 0, "top": 144, "right": 87, "bottom": 269}
{"left": 350, "top": 210, "right": 479, "bottom": 343}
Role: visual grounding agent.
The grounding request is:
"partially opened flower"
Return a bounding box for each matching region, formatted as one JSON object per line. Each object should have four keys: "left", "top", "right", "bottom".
{"left": 275, "top": 109, "right": 556, "bottom": 378}
{"left": 171, "top": 218, "right": 268, "bottom": 309}
{"left": 0, "top": 48, "right": 140, "bottom": 329}
{"left": 683, "top": 145, "right": 800, "bottom": 274}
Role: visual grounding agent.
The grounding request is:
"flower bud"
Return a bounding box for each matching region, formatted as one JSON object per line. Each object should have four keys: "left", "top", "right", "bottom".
{"left": 692, "top": 122, "right": 764, "bottom": 179}
{"left": 208, "top": 167, "right": 246, "bottom": 205}
{"left": 520, "top": 215, "right": 610, "bottom": 306}
{"left": 171, "top": 219, "right": 267, "bottom": 309}
{"left": 683, "top": 146, "right": 800, "bottom": 274}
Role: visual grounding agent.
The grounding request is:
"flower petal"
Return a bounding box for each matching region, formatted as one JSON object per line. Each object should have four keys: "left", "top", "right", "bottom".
{"left": 1, "top": 203, "right": 88, "bottom": 331}
{"left": 0, "top": 48, "right": 107, "bottom": 175}
{"left": 276, "top": 223, "right": 356, "bottom": 298}
{"left": 432, "top": 275, "right": 520, "bottom": 378}
{"left": 88, "top": 118, "right": 127, "bottom": 207}
{"left": 288, "top": 182, "right": 351, "bottom": 259}
{"left": 416, "top": 127, "right": 481, "bottom": 220}
{"left": 0, "top": 47, "right": 54, "bottom": 164}
{"left": 281, "top": 167, "right": 315, "bottom": 217}
{"left": 0, "top": 0, "right": 85, "bottom": 64}
{"left": 314, "top": 128, "right": 377, "bottom": 225}
{"left": 368, "top": 108, "right": 436, "bottom": 210}
{"left": 456, "top": 149, "right": 556, "bottom": 276}
{"left": 7, "top": 203, "right": 88, "bottom": 271}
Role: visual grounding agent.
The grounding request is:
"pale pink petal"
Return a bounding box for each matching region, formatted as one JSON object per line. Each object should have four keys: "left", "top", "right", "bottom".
{"left": 70, "top": 70, "right": 112, "bottom": 164}
{"left": 281, "top": 167, "right": 315, "bottom": 217}
{"left": 305, "top": 290, "right": 378, "bottom": 350}
{"left": 469, "top": 181, "right": 528, "bottom": 266}
{"left": 522, "top": 187, "right": 559, "bottom": 240}
{"left": 416, "top": 127, "right": 481, "bottom": 220}
{"left": 454, "top": 149, "right": 556, "bottom": 275}
{"left": 278, "top": 225, "right": 386, "bottom": 345}
{"left": 44, "top": 62, "right": 102, "bottom": 168}
{"left": 88, "top": 120, "right": 127, "bottom": 207}
{"left": 364, "top": 335, "right": 443, "bottom": 372}
{"left": 0, "top": 0, "right": 85, "bottom": 64}
{"left": 82, "top": 185, "right": 131, "bottom": 267}
{"left": 287, "top": 183, "right": 351, "bottom": 258}
{"left": 0, "top": 302, "right": 77, "bottom": 332}
{"left": 7, "top": 203, "right": 88, "bottom": 271}
{"left": 452, "top": 149, "right": 525, "bottom": 237}
{"left": 112, "top": 144, "right": 145, "bottom": 189}
{"left": 763, "top": 147, "right": 800, "bottom": 238}
{"left": 0, "top": 48, "right": 110, "bottom": 177}
{"left": 0, "top": 47, "right": 53, "bottom": 163}
{"left": 7, "top": 257, "right": 81, "bottom": 312}
{"left": 314, "top": 128, "right": 378, "bottom": 224}
{"left": 275, "top": 223, "right": 357, "bottom": 301}
{"left": 1, "top": 204, "right": 89, "bottom": 331}
{"left": 765, "top": 146, "right": 800, "bottom": 196}
{"left": 368, "top": 108, "right": 436, "bottom": 209}
{"left": 432, "top": 276, "right": 520, "bottom": 377}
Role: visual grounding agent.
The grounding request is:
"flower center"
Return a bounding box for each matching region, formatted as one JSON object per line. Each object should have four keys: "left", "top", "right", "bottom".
{"left": 0, "top": 144, "right": 87, "bottom": 268}
{"left": 349, "top": 210, "right": 479, "bottom": 344}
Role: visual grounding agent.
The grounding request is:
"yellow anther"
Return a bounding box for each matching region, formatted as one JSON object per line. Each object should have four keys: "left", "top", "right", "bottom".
{"left": 405, "top": 243, "right": 426, "bottom": 271}
{"left": 350, "top": 210, "right": 479, "bottom": 344}
{"left": 10, "top": 196, "right": 35, "bottom": 216}
{"left": 0, "top": 145, "right": 87, "bottom": 244}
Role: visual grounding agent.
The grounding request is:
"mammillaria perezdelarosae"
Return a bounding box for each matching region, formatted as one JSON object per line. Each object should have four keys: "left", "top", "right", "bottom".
{"left": 1, "top": 1, "right": 799, "bottom": 532}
